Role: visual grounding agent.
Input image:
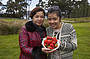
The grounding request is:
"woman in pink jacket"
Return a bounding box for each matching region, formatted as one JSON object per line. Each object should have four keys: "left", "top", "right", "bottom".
{"left": 19, "top": 7, "right": 47, "bottom": 59}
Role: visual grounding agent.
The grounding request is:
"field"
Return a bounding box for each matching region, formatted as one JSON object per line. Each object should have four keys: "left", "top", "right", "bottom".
{"left": 0, "top": 34, "right": 19, "bottom": 59}
{"left": 73, "top": 23, "right": 90, "bottom": 59}
{"left": 0, "top": 18, "right": 90, "bottom": 59}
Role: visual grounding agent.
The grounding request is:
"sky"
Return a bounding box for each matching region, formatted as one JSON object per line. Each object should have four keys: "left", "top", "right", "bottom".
{"left": 0, "top": 0, "right": 90, "bottom": 11}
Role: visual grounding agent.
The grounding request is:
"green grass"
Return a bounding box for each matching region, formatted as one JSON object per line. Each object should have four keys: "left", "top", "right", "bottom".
{"left": 62, "top": 17, "right": 90, "bottom": 21}
{"left": 0, "top": 34, "right": 20, "bottom": 59}
{"left": 0, "top": 18, "right": 22, "bottom": 22}
{"left": 0, "top": 22, "right": 90, "bottom": 59}
{"left": 1, "top": 17, "right": 90, "bottom": 22}
{"left": 73, "top": 23, "right": 90, "bottom": 59}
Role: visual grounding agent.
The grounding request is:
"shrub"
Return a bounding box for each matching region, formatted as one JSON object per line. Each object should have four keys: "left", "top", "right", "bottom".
{"left": 0, "top": 20, "right": 27, "bottom": 35}
{"left": 0, "top": 23, "right": 9, "bottom": 35}
{"left": 43, "top": 19, "right": 49, "bottom": 27}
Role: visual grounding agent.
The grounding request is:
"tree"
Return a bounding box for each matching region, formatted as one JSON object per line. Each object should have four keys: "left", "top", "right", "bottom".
{"left": 38, "top": 0, "right": 90, "bottom": 18}
{"left": 6, "top": 0, "right": 28, "bottom": 18}
{"left": 70, "top": 0, "right": 90, "bottom": 18}
{"left": 37, "top": 0, "right": 75, "bottom": 18}
{"left": 6, "top": 0, "right": 15, "bottom": 14}
{"left": 0, "top": 1, "right": 2, "bottom": 6}
{"left": 0, "top": 1, "right": 3, "bottom": 11}
{"left": 14, "top": 0, "right": 28, "bottom": 18}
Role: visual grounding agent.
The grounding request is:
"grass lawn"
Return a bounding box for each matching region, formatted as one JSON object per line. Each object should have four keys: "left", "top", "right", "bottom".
{"left": 62, "top": 17, "right": 90, "bottom": 21}
{"left": 0, "top": 18, "right": 22, "bottom": 22}
{"left": 0, "top": 22, "right": 90, "bottom": 59}
{"left": 73, "top": 22, "right": 90, "bottom": 59}
{"left": 0, "top": 34, "right": 20, "bottom": 59}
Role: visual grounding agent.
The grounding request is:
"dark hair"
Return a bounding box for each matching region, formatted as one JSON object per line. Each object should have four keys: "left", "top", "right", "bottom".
{"left": 47, "top": 6, "right": 62, "bottom": 18}
{"left": 30, "top": 7, "right": 45, "bottom": 19}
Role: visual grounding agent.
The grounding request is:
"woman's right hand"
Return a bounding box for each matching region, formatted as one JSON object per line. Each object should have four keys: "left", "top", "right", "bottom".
{"left": 42, "top": 48, "right": 56, "bottom": 53}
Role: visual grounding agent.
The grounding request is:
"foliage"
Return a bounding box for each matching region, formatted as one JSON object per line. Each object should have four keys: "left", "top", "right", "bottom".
{"left": 0, "top": 17, "right": 90, "bottom": 35}
{"left": 62, "top": 17, "right": 90, "bottom": 23}
{"left": 0, "top": 1, "right": 3, "bottom": 6}
{"left": 0, "top": 19, "right": 27, "bottom": 35}
{"left": 62, "top": 17, "right": 90, "bottom": 21}
{"left": 43, "top": 17, "right": 90, "bottom": 27}
{"left": 43, "top": 19, "right": 49, "bottom": 27}
{"left": 70, "top": 0, "right": 90, "bottom": 18}
{"left": 38, "top": 0, "right": 90, "bottom": 18}
{"left": 6, "top": 0, "right": 28, "bottom": 18}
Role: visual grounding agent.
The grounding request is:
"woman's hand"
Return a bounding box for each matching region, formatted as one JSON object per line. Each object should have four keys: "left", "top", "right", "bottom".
{"left": 42, "top": 48, "right": 56, "bottom": 53}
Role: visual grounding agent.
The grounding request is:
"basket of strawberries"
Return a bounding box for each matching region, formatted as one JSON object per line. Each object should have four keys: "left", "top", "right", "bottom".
{"left": 42, "top": 36, "right": 60, "bottom": 51}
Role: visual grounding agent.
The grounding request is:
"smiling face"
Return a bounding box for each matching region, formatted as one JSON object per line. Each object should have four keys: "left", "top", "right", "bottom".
{"left": 48, "top": 13, "right": 61, "bottom": 29}
{"left": 32, "top": 11, "right": 44, "bottom": 26}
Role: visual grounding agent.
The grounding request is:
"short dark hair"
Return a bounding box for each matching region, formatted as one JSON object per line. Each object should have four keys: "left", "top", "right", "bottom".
{"left": 30, "top": 7, "right": 45, "bottom": 19}
{"left": 47, "top": 6, "right": 62, "bottom": 18}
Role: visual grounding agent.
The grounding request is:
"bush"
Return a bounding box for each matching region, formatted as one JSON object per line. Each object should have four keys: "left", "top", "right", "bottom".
{"left": 0, "top": 23, "right": 9, "bottom": 35}
{"left": 43, "top": 19, "right": 49, "bottom": 27}
{"left": 0, "top": 19, "right": 49, "bottom": 35}
{"left": 0, "top": 20, "right": 27, "bottom": 35}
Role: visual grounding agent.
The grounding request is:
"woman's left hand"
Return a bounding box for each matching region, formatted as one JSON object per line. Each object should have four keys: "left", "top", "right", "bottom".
{"left": 42, "top": 48, "right": 56, "bottom": 53}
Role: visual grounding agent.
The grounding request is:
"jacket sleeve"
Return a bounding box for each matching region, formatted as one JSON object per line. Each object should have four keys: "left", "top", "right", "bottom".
{"left": 60, "top": 24, "right": 77, "bottom": 52}
{"left": 19, "top": 26, "right": 33, "bottom": 55}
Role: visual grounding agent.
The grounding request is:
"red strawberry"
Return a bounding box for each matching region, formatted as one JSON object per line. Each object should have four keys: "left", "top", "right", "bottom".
{"left": 48, "top": 46, "right": 53, "bottom": 49}
{"left": 52, "top": 37, "right": 57, "bottom": 40}
{"left": 48, "top": 40, "right": 52, "bottom": 44}
{"left": 47, "top": 36, "right": 52, "bottom": 40}
{"left": 43, "top": 36, "right": 58, "bottom": 50}
{"left": 44, "top": 40, "right": 48, "bottom": 44}
{"left": 50, "top": 43, "right": 54, "bottom": 48}
{"left": 52, "top": 37, "right": 57, "bottom": 43}
{"left": 52, "top": 41, "right": 56, "bottom": 44}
